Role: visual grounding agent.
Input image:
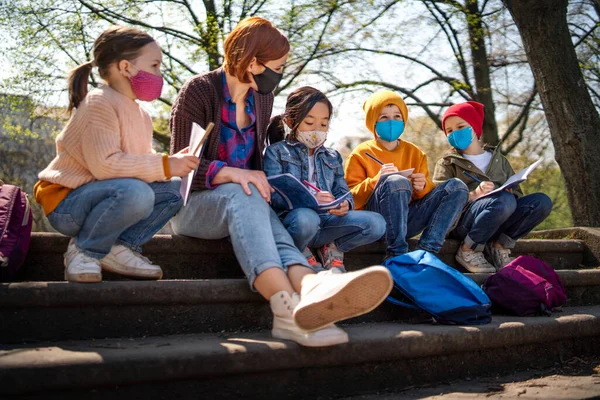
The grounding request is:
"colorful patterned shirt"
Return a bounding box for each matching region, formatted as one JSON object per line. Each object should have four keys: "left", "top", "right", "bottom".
{"left": 205, "top": 72, "right": 257, "bottom": 188}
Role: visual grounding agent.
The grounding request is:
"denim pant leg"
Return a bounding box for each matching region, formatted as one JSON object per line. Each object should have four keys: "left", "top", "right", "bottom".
{"left": 493, "top": 193, "right": 553, "bottom": 248}
{"left": 365, "top": 174, "right": 412, "bottom": 256}
{"left": 406, "top": 179, "right": 469, "bottom": 253}
{"left": 47, "top": 179, "right": 157, "bottom": 259}
{"left": 451, "top": 190, "right": 517, "bottom": 251}
{"left": 117, "top": 178, "right": 183, "bottom": 253}
{"left": 282, "top": 208, "right": 321, "bottom": 251}
{"left": 170, "top": 183, "right": 309, "bottom": 289}
{"left": 309, "top": 211, "right": 387, "bottom": 252}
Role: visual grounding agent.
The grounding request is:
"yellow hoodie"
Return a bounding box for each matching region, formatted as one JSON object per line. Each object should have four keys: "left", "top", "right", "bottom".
{"left": 344, "top": 90, "right": 435, "bottom": 210}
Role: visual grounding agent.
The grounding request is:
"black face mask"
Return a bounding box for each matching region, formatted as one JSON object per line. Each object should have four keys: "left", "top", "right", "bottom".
{"left": 252, "top": 63, "right": 283, "bottom": 95}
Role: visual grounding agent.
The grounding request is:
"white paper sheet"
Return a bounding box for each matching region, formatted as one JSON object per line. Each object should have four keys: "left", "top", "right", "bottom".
{"left": 180, "top": 122, "right": 212, "bottom": 206}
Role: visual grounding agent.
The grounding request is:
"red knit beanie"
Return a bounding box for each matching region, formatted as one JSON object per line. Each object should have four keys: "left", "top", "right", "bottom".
{"left": 442, "top": 101, "right": 485, "bottom": 138}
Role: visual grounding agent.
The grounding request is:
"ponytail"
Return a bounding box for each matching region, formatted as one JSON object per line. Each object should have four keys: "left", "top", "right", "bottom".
{"left": 67, "top": 61, "right": 94, "bottom": 112}
{"left": 267, "top": 114, "right": 286, "bottom": 144}
{"left": 66, "top": 26, "right": 155, "bottom": 113}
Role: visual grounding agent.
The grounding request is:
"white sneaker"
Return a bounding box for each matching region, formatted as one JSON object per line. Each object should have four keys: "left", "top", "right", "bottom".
{"left": 455, "top": 247, "right": 496, "bottom": 273}
{"left": 486, "top": 243, "right": 514, "bottom": 270}
{"left": 64, "top": 238, "right": 102, "bottom": 283}
{"left": 100, "top": 245, "right": 163, "bottom": 280}
{"left": 293, "top": 266, "right": 393, "bottom": 332}
{"left": 270, "top": 291, "right": 348, "bottom": 347}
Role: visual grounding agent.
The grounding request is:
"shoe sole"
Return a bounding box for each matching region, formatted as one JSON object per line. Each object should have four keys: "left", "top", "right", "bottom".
{"left": 100, "top": 260, "right": 163, "bottom": 280}
{"left": 293, "top": 266, "right": 393, "bottom": 332}
{"left": 63, "top": 264, "right": 102, "bottom": 283}
{"left": 455, "top": 255, "right": 496, "bottom": 273}
{"left": 272, "top": 328, "right": 349, "bottom": 347}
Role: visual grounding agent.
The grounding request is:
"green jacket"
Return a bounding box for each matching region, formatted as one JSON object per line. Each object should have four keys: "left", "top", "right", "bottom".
{"left": 432, "top": 146, "right": 523, "bottom": 198}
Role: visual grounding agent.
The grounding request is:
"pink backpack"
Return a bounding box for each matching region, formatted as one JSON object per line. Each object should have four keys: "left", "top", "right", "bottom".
{"left": 483, "top": 255, "right": 567, "bottom": 316}
{"left": 0, "top": 182, "right": 33, "bottom": 281}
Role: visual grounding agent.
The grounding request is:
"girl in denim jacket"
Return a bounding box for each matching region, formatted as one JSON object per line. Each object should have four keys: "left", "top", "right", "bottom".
{"left": 264, "top": 87, "right": 386, "bottom": 272}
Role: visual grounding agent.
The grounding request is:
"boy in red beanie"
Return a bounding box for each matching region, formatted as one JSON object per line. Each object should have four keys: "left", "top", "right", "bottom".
{"left": 433, "top": 101, "right": 552, "bottom": 272}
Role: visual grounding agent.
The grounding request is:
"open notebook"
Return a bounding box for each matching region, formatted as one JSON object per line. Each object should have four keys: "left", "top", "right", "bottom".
{"left": 267, "top": 173, "right": 351, "bottom": 213}
{"left": 477, "top": 159, "right": 543, "bottom": 199}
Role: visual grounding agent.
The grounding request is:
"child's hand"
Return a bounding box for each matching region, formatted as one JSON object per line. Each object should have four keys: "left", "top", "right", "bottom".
{"left": 410, "top": 173, "right": 426, "bottom": 192}
{"left": 329, "top": 200, "right": 349, "bottom": 216}
{"left": 380, "top": 163, "right": 398, "bottom": 175}
{"left": 315, "top": 191, "right": 335, "bottom": 204}
{"left": 168, "top": 149, "right": 200, "bottom": 177}
{"left": 470, "top": 181, "right": 495, "bottom": 201}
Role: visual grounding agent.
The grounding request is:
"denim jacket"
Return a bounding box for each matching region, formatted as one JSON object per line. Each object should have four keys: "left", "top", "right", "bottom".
{"left": 264, "top": 139, "right": 355, "bottom": 214}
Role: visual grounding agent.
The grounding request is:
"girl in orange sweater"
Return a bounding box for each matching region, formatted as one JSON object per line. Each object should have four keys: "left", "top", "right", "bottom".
{"left": 344, "top": 90, "right": 468, "bottom": 258}
{"left": 34, "top": 27, "right": 199, "bottom": 283}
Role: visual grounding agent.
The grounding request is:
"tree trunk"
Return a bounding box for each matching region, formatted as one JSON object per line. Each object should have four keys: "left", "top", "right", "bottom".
{"left": 465, "top": 0, "right": 499, "bottom": 145}
{"left": 504, "top": 0, "right": 600, "bottom": 227}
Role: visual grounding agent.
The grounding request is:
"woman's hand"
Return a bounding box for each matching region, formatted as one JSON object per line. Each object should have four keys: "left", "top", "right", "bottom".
{"left": 168, "top": 147, "right": 200, "bottom": 177}
{"left": 410, "top": 173, "right": 427, "bottom": 192}
{"left": 315, "top": 191, "right": 335, "bottom": 204}
{"left": 380, "top": 163, "right": 398, "bottom": 175}
{"left": 213, "top": 167, "right": 274, "bottom": 202}
{"left": 329, "top": 200, "right": 349, "bottom": 217}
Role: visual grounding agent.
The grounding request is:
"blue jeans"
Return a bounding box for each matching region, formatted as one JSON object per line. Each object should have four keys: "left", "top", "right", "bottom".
{"left": 170, "top": 183, "right": 311, "bottom": 289}
{"left": 366, "top": 175, "right": 469, "bottom": 255}
{"left": 48, "top": 178, "right": 183, "bottom": 258}
{"left": 452, "top": 191, "right": 553, "bottom": 250}
{"left": 281, "top": 209, "right": 386, "bottom": 252}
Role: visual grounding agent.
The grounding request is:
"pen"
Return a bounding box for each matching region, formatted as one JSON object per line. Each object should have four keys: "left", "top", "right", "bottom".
{"left": 463, "top": 170, "right": 483, "bottom": 183}
{"left": 365, "top": 152, "right": 384, "bottom": 165}
{"left": 303, "top": 180, "right": 321, "bottom": 193}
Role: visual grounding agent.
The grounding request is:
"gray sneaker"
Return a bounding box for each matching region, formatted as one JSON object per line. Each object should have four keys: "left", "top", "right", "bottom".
{"left": 486, "top": 243, "right": 513, "bottom": 270}
{"left": 455, "top": 247, "right": 496, "bottom": 273}
{"left": 302, "top": 247, "right": 323, "bottom": 269}
{"left": 317, "top": 243, "right": 346, "bottom": 273}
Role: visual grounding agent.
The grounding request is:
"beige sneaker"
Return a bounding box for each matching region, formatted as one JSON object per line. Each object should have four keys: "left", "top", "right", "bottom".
{"left": 270, "top": 291, "right": 348, "bottom": 347}
{"left": 486, "top": 243, "right": 514, "bottom": 270}
{"left": 293, "top": 266, "right": 393, "bottom": 332}
{"left": 64, "top": 238, "right": 102, "bottom": 283}
{"left": 100, "top": 245, "right": 163, "bottom": 279}
{"left": 455, "top": 246, "right": 496, "bottom": 273}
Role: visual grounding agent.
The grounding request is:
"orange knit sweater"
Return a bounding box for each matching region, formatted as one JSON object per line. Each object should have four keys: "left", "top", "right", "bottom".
{"left": 344, "top": 139, "right": 436, "bottom": 210}
{"left": 35, "top": 86, "right": 167, "bottom": 215}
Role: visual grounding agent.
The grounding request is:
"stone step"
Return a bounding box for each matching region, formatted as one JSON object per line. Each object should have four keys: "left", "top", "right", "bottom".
{"left": 1, "top": 305, "right": 599, "bottom": 399}
{"left": 18, "top": 232, "right": 591, "bottom": 281}
{"left": 3, "top": 269, "right": 599, "bottom": 344}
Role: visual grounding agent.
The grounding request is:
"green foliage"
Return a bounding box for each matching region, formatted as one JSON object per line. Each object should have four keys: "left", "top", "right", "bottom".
{"left": 523, "top": 165, "right": 573, "bottom": 230}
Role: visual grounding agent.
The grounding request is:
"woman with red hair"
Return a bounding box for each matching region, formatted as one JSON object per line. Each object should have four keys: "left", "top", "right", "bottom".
{"left": 169, "top": 17, "right": 392, "bottom": 348}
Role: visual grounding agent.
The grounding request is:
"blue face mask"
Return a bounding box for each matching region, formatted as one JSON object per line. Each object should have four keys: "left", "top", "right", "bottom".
{"left": 375, "top": 120, "right": 405, "bottom": 142}
{"left": 447, "top": 127, "right": 474, "bottom": 150}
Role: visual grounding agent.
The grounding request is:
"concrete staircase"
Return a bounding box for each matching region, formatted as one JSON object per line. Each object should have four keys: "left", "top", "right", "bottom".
{"left": 1, "top": 227, "right": 600, "bottom": 398}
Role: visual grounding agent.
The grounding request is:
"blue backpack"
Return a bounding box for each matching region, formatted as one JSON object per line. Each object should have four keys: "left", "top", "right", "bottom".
{"left": 384, "top": 250, "right": 492, "bottom": 325}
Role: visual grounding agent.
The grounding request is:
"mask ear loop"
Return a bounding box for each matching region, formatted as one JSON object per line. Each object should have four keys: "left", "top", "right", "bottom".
{"left": 283, "top": 121, "right": 292, "bottom": 136}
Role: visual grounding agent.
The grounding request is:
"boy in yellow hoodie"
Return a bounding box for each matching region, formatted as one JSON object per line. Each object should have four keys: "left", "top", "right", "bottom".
{"left": 344, "top": 90, "right": 468, "bottom": 258}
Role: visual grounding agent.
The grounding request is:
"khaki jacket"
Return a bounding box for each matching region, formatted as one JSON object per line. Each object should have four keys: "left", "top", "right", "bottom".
{"left": 432, "top": 146, "right": 523, "bottom": 198}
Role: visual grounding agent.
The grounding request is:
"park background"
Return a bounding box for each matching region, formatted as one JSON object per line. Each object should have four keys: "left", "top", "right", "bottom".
{"left": 0, "top": 0, "right": 598, "bottom": 232}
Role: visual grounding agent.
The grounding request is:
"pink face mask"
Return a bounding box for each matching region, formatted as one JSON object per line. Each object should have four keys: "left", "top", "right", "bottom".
{"left": 128, "top": 64, "right": 164, "bottom": 101}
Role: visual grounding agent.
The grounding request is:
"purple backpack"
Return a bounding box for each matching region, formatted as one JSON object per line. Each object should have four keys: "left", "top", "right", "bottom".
{"left": 0, "top": 183, "right": 33, "bottom": 281}
{"left": 483, "top": 255, "right": 567, "bottom": 316}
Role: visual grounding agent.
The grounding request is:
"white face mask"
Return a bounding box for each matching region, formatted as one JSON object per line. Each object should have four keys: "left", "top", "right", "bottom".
{"left": 296, "top": 130, "right": 328, "bottom": 149}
